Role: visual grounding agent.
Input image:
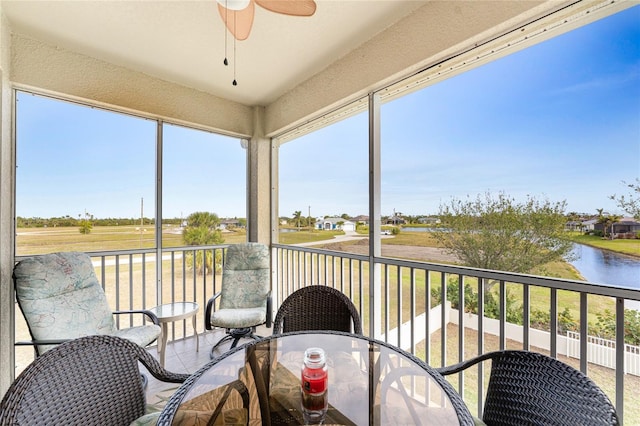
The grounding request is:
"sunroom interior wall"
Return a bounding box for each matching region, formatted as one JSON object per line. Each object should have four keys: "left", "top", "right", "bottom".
{"left": 10, "top": 34, "right": 254, "bottom": 137}
{"left": 0, "top": 4, "right": 14, "bottom": 397}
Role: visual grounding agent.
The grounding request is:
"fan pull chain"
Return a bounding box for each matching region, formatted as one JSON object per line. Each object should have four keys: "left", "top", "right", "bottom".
{"left": 223, "top": 0, "right": 229, "bottom": 66}
{"left": 232, "top": 10, "right": 237, "bottom": 86}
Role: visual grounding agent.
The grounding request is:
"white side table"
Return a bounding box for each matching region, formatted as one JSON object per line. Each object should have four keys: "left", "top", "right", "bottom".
{"left": 149, "top": 301, "right": 199, "bottom": 368}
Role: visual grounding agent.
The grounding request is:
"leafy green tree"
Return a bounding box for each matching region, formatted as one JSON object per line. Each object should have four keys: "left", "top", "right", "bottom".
{"left": 432, "top": 192, "right": 574, "bottom": 276}
{"left": 609, "top": 178, "right": 640, "bottom": 219}
{"left": 78, "top": 212, "right": 93, "bottom": 234}
{"left": 182, "top": 212, "right": 223, "bottom": 274}
{"left": 78, "top": 219, "right": 92, "bottom": 234}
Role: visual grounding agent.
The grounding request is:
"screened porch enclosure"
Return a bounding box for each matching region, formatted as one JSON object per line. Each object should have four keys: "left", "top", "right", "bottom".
{"left": 2, "top": 0, "right": 639, "bottom": 424}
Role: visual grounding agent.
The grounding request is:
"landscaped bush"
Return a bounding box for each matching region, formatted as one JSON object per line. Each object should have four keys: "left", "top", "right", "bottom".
{"left": 430, "top": 277, "right": 523, "bottom": 324}
{"left": 590, "top": 308, "right": 640, "bottom": 346}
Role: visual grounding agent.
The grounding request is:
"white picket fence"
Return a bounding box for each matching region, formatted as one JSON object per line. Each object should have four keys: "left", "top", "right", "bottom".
{"left": 566, "top": 331, "right": 640, "bottom": 376}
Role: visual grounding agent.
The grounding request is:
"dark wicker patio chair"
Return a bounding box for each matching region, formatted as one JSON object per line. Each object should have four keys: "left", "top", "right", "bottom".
{"left": 272, "top": 285, "right": 362, "bottom": 335}
{"left": 0, "top": 335, "right": 189, "bottom": 426}
{"left": 436, "top": 350, "right": 619, "bottom": 426}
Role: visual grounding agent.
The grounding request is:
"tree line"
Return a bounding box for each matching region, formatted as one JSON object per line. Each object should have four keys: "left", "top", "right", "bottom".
{"left": 16, "top": 216, "right": 178, "bottom": 228}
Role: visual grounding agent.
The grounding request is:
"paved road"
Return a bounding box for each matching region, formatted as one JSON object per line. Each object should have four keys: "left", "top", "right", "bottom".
{"left": 294, "top": 231, "right": 458, "bottom": 263}
{"left": 293, "top": 230, "right": 373, "bottom": 247}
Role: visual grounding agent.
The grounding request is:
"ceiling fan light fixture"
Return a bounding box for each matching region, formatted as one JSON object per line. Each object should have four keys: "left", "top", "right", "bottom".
{"left": 217, "top": 0, "right": 317, "bottom": 86}
{"left": 216, "top": 0, "right": 250, "bottom": 11}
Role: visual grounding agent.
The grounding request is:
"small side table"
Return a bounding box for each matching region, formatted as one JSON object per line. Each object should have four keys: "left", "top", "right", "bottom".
{"left": 148, "top": 301, "right": 199, "bottom": 368}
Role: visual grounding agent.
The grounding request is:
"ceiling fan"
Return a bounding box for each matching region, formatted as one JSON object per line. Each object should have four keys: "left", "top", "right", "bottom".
{"left": 217, "top": 0, "right": 317, "bottom": 41}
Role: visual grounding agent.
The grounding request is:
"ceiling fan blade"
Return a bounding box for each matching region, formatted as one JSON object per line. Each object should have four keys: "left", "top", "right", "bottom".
{"left": 255, "top": 0, "right": 316, "bottom": 17}
{"left": 218, "top": 0, "right": 255, "bottom": 40}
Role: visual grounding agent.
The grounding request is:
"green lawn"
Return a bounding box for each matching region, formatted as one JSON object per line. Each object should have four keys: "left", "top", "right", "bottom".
{"left": 16, "top": 225, "right": 251, "bottom": 255}
{"left": 567, "top": 232, "right": 640, "bottom": 257}
{"left": 277, "top": 229, "right": 343, "bottom": 245}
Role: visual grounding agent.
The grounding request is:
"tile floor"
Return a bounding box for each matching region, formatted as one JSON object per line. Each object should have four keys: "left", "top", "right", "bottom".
{"left": 145, "top": 325, "right": 271, "bottom": 409}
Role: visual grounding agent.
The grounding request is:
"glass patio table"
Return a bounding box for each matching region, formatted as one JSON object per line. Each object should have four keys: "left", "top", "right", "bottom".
{"left": 157, "top": 330, "right": 474, "bottom": 425}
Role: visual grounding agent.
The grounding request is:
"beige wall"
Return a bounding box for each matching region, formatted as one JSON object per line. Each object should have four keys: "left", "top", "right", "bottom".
{"left": 0, "top": 4, "right": 15, "bottom": 396}
{"left": 11, "top": 34, "right": 255, "bottom": 138}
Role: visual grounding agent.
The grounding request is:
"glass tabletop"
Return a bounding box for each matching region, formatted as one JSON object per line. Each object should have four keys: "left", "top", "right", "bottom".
{"left": 157, "top": 331, "right": 473, "bottom": 425}
{"left": 149, "top": 302, "right": 199, "bottom": 321}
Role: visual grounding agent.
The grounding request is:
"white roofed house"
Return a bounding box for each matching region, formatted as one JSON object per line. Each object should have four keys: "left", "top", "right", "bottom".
{"left": 316, "top": 217, "right": 355, "bottom": 232}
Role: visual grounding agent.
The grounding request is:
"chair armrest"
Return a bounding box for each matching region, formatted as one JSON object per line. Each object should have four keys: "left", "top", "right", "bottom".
{"left": 435, "top": 352, "right": 496, "bottom": 376}
{"left": 265, "top": 292, "right": 272, "bottom": 328}
{"left": 113, "top": 309, "right": 159, "bottom": 325}
{"left": 14, "top": 339, "right": 71, "bottom": 347}
{"left": 204, "top": 291, "right": 222, "bottom": 330}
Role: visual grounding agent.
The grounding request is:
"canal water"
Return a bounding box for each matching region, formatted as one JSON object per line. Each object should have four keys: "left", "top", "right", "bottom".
{"left": 401, "top": 227, "right": 639, "bottom": 290}
{"left": 569, "top": 243, "right": 640, "bottom": 290}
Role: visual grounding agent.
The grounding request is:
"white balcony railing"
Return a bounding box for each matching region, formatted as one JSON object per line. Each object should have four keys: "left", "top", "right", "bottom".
{"left": 14, "top": 243, "right": 640, "bottom": 423}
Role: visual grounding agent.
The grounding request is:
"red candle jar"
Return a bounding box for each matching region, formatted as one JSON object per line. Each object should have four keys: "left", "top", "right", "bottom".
{"left": 301, "top": 347, "right": 328, "bottom": 415}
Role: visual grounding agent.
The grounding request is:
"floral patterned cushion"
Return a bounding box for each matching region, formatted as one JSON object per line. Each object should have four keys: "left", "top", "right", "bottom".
{"left": 13, "top": 251, "right": 160, "bottom": 353}
{"left": 129, "top": 412, "right": 160, "bottom": 426}
{"left": 210, "top": 307, "right": 267, "bottom": 328}
{"left": 115, "top": 324, "right": 163, "bottom": 348}
{"left": 212, "top": 244, "right": 270, "bottom": 327}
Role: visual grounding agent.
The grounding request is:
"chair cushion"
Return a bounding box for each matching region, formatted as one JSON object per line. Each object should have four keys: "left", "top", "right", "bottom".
{"left": 129, "top": 412, "right": 160, "bottom": 426}
{"left": 218, "top": 244, "right": 270, "bottom": 311}
{"left": 223, "top": 243, "right": 270, "bottom": 270}
{"left": 14, "top": 252, "right": 117, "bottom": 353}
{"left": 211, "top": 307, "right": 266, "bottom": 328}
{"left": 115, "top": 324, "right": 162, "bottom": 347}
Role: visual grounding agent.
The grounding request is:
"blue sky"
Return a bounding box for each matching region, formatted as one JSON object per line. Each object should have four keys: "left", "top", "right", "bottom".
{"left": 280, "top": 6, "right": 639, "bottom": 218}
{"left": 17, "top": 6, "right": 640, "bottom": 220}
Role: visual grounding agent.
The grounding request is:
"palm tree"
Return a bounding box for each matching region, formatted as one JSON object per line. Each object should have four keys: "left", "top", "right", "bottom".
{"left": 596, "top": 209, "right": 620, "bottom": 240}
{"left": 182, "top": 212, "right": 223, "bottom": 274}
{"left": 608, "top": 214, "right": 622, "bottom": 240}
{"left": 293, "top": 210, "right": 302, "bottom": 230}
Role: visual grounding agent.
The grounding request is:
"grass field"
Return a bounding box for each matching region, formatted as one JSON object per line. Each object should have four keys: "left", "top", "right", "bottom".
{"left": 16, "top": 225, "right": 248, "bottom": 255}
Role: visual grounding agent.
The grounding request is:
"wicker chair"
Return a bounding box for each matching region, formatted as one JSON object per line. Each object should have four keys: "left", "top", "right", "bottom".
{"left": 0, "top": 335, "right": 189, "bottom": 426}
{"left": 272, "top": 285, "right": 362, "bottom": 335}
{"left": 435, "top": 350, "right": 619, "bottom": 426}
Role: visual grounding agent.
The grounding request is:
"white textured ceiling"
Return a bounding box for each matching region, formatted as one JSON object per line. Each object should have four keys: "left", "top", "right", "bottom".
{"left": 1, "top": 0, "right": 425, "bottom": 106}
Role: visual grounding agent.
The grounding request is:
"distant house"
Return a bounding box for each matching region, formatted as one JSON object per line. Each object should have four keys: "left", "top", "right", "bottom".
{"left": 418, "top": 217, "right": 441, "bottom": 225}
{"left": 385, "top": 215, "right": 406, "bottom": 225}
{"left": 565, "top": 220, "right": 583, "bottom": 231}
{"left": 352, "top": 215, "right": 369, "bottom": 226}
{"left": 582, "top": 219, "right": 597, "bottom": 231}
{"left": 593, "top": 217, "right": 640, "bottom": 238}
{"left": 316, "top": 217, "right": 355, "bottom": 232}
{"left": 219, "top": 219, "right": 242, "bottom": 230}
{"left": 612, "top": 218, "right": 640, "bottom": 237}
